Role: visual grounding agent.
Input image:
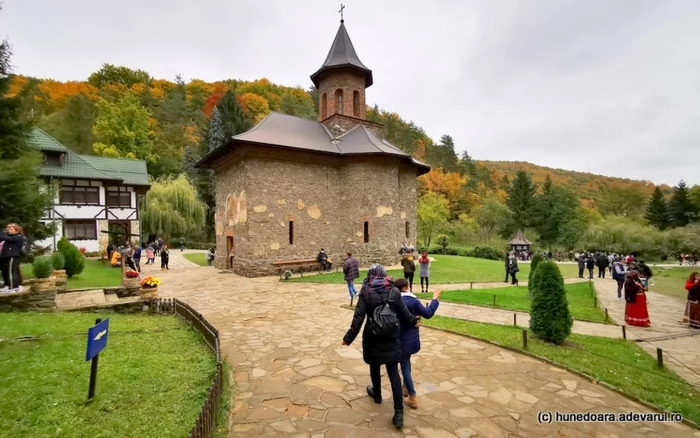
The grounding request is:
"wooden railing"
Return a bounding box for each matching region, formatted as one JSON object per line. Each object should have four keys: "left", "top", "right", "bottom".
{"left": 150, "top": 298, "right": 223, "bottom": 438}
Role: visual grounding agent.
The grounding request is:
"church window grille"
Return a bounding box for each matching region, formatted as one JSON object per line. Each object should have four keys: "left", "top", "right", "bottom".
{"left": 353, "top": 91, "right": 360, "bottom": 117}
{"left": 336, "top": 89, "right": 343, "bottom": 115}
{"left": 363, "top": 221, "right": 369, "bottom": 243}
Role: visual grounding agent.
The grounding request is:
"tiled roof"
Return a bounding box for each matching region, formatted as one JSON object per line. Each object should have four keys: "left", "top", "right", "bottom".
{"left": 310, "top": 22, "right": 373, "bottom": 88}
{"left": 509, "top": 230, "right": 533, "bottom": 245}
{"left": 80, "top": 155, "right": 150, "bottom": 186}
{"left": 196, "top": 112, "right": 430, "bottom": 174}
{"left": 30, "top": 127, "right": 150, "bottom": 186}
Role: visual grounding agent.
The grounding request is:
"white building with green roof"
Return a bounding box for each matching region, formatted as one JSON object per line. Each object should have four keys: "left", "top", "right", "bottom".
{"left": 31, "top": 127, "right": 151, "bottom": 252}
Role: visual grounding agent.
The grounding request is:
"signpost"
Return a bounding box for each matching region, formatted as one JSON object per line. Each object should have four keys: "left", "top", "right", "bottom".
{"left": 86, "top": 318, "right": 109, "bottom": 400}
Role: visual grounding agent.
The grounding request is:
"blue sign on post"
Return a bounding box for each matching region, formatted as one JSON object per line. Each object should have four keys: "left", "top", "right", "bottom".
{"left": 86, "top": 318, "right": 109, "bottom": 361}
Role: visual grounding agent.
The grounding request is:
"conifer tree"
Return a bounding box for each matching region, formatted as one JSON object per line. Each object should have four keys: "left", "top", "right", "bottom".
{"left": 527, "top": 253, "right": 544, "bottom": 294}
{"left": 504, "top": 171, "right": 537, "bottom": 235}
{"left": 529, "top": 261, "right": 572, "bottom": 344}
{"left": 0, "top": 29, "right": 54, "bottom": 245}
{"left": 644, "top": 186, "right": 669, "bottom": 230}
{"left": 669, "top": 180, "right": 698, "bottom": 228}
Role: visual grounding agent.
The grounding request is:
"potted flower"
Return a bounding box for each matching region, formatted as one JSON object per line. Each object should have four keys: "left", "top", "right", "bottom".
{"left": 123, "top": 269, "right": 140, "bottom": 289}
{"left": 32, "top": 256, "right": 56, "bottom": 293}
{"left": 139, "top": 276, "right": 161, "bottom": 298}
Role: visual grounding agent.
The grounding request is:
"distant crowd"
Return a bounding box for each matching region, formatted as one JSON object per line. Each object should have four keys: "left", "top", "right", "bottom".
{"left": 107, "top": 238, "right": 170, "bottom": 272}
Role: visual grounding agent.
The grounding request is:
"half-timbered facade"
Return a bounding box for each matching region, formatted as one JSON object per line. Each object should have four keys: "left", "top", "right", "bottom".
{"left": 31, "top": 128, "right": 150, "bottom": 252}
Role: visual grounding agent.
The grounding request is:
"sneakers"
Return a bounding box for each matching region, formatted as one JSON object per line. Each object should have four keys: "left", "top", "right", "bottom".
{"left": 12, "top": 286, "right": 23, "bottom": 293}
{"left": 392, "top": 409, "right": 404, "bottom": 428}
{"left": 0, "top": 286, "right": 8, "bottom": 293}
{"left": 366, "top": 385, "right": 382, "bottom": 404}
{"left": 405, "top": 395, "right": 418, "bottom": 409}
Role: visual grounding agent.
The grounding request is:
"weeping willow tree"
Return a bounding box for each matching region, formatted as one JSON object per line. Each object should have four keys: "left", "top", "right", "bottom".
{"left": 140, "top": 175, "right": 206, "bottom": 241}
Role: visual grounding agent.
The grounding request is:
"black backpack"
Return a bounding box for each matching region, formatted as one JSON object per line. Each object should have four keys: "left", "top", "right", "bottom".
{"left": 370, "top": 293, "right": 400, "bottom": 339}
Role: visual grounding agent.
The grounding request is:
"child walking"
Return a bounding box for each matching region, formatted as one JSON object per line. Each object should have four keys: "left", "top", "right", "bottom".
{"left": 396, "top": 278, "right": 440, "bottom": 409}
{"left": 160, "top": 244, "right": 170, "bottom": 270}
{"left": 418, "top": 252, "right": 430, "bottom": 293}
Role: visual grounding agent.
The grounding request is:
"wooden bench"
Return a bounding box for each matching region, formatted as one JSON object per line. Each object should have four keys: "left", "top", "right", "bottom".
{"left": 272, "top": 258, "right": 323, "bottom": 277}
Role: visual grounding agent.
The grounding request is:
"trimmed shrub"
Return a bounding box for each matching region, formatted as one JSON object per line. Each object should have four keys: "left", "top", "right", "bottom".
{"left": 527, "top": 254, "right": 544, "bottom": 293}
{"left": 466, "top": 246, "right": 504, "bottom": 261}
{"left": 529, "top": 261, "right": 572, "bottom": 344}
{"left": 51, "top": 252, "right": 65, "bottom": 270}
{"left": 32, "top": 256, "right": 55, "bottom": 279}
{"left": 57, "top": 237, "right": 85, "bottom": 278}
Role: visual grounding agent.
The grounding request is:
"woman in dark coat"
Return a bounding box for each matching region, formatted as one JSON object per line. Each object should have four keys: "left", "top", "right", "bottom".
{"left": 342, "top": 264, "right": 418, "bottom": 429}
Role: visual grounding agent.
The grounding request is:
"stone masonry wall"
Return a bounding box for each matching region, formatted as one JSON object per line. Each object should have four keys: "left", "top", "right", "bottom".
{"left": 318, "top": 69, "right": 366, "bottom": 120}
{"left": 0, "top": 281, "right": 56, "bottom": 311}
{"left": 213, "top": 157, "right": 248, "bottom": 270}
{"left": 213, "top": 146, "right": 419, "bottom": 277}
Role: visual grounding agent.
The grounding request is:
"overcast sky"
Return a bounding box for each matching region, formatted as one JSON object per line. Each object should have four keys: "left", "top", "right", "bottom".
{"left": 2, "top": 0, "right": 699, "bottom": 185}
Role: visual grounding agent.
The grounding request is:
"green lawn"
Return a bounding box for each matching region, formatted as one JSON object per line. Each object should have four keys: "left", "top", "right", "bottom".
{"left": 183, "top": 252, "right": 208, "bottom": 267}
{"left": 21, "top": 259, "right": 122, "bottom": 290}
{"left": 288, "top": 255, "right": 581, "bottom": 284}
{"left": 423, "top": 316, "right": 700, "bottom": 424}
{"left": 651, "top": 267, "right": 697, "bottom": 302}
{"left": 0, "top": 312, "right": 217, "bottom": 438}
{"left": 416, "top": 282, "right": 607, "bottom": 323}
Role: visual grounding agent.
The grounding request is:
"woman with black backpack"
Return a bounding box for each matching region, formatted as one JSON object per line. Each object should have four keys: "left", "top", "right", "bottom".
{"left": 342, "top": 264, "right": 418, "bottom": 429}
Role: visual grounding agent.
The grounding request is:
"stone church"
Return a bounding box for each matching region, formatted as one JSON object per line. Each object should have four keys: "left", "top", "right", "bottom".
{"left": 197, "top": 19, "right": 430, "bottom": 276}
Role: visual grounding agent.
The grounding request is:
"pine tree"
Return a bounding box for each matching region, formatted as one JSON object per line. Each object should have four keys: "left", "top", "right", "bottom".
{"left": 214, "top": 89, "right": 252, "bottom": 151}
{"left": 207, "top": 107, "right": 226, "bottom": 152}
{"left": 527, "top": 254, "right": 544, "bottom": 294}
{"left": 0, "top": 32, "right": 55, "bottom": 246}
{"left": 504, "top": 171, "right": 537, "bottom": 235}
{"left": 529, "top": 261, "right": 572, "bottom": 344}
{"left": 669, "top": 179, "right": 698, "bottom": 228}
{"left": 644, "top": 186, "right": 670, "bottom": 230}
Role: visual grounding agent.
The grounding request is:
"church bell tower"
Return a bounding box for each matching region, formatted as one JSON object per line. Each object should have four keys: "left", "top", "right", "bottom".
{"left": 310, "top": 14, "right": 373, "bottom": 122}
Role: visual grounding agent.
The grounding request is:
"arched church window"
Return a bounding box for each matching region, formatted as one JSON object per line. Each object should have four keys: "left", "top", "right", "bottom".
{"left": 321, "top": 93, "right": 327, "bottom": 119}
{"left": 336, "top": 89, "right": 343, "bottom": 115}
{"left": 353, "top": 91, "right": 360, "bottom": 117}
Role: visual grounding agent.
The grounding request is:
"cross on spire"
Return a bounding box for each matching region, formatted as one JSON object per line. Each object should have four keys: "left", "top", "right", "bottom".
{"left": 339, "top": 3, "right": 345, "bottom": 23}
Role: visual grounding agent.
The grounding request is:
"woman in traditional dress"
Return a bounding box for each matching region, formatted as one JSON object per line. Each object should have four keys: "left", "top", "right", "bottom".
{"left": 624, "top": 271, "right": 650, "bottom": 327}
{"left": 684, "top": 272, "right": 700, "bottom": 328}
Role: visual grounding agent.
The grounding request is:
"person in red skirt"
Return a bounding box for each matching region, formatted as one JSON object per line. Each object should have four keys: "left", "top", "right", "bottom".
{"left": 684, "top": 272, "right": 700, "bottom": 328}
{"left": 624, "top": 271, "right": 650, "bottom": 327}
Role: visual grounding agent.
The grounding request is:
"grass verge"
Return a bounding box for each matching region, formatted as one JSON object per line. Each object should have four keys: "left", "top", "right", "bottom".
{"left": 423, "top": 315, "right": 700, "bottom": 425}
{"left": 0, "top": 312, "right": 218, "bottom": 438}
{"left": 184, "top": 252, "right": 208, "bottom": 267}
{"left": 289, "top": 255, "right": 581, "bottom": 284}
{"left": 21, "top": 259, "right": 122, "bottom": 290}
{"left": 651, "top": 267, "right": 697, "bottom": 302}
{"left": 416, "top": 282, "right": 608, "bottom": 323}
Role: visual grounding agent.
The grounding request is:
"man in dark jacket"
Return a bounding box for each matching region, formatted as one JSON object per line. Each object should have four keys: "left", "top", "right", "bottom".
{"left": 342, "top": 264, "right": 418, "bottom": 429}
{"left": 586, "top": 254, "right": 595, "bottom": 279}
{"left": 317, "top": 249, "right": 331, "bottom": 271}
{"left": 397, "top": 278, "right": 439, "bottom": 409}
{"left": 596, "top": 253, "right": 609, "bottom": 278}
{"left": 0, "top": 223, "right": 25, "bottom": 293}
{"left": 577, "top": 254, "right": 586, "bottom": 278}
{"left": 342, "top": 252, "right": 359, "bottom": 299}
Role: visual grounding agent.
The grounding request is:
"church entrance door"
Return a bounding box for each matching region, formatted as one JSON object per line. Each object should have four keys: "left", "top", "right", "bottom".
{"left": 226, "top": 236, "right": 234, "bottom": 268}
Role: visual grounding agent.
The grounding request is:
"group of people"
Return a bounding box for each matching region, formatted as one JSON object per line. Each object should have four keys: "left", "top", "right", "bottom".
{"left": 108, "top": 239, "right": 170, "bottom": 272}
{"left": 342, "top": 263, "right": 441, "bottom": 429}
{"left": 399, "top": 247, "right": 431, "bottom": 293}
{"left": 679, "top": 254, "right": 698, "bottom": 266}
{"left": 0, "top": 223, "right": 26, "bottom": 293}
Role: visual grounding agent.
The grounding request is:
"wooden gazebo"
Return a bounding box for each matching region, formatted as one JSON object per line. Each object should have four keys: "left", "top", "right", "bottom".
{"left": 509, "top": 230, "right": 532, "bottom": 253}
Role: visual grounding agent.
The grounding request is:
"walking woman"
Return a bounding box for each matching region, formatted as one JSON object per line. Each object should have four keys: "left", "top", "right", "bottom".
{"left": 342, "top": 264, "right": 418, "bottom": 429}
{"left": 0, "top": 223, "right": 25, "bottom": 293}
{"left": 401, "top": 254, "right": 416, "bottom": 292}
{"left": 624, "top": 271, "right": 650, "bottom": 327}
{"left": 507, "top": 251, "right": 519, "bottom": 285}
{"left": 418, "top": 251, "right": 430, "bottom": 293}
{"left": 684, "top": 272, "right": 700, "bottom": 328}
{"left": 160, "top": 244, "right": 170, "bottom": 270}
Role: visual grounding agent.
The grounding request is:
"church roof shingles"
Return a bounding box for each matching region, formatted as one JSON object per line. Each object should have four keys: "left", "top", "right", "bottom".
{"left": 196, "top": 112, "right": 429, "bottom": 174}
{"left": 310, "top": 22, "right": 373, "bottom": 88}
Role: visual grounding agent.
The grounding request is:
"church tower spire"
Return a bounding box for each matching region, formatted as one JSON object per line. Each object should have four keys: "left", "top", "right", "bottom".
{"left": 311, "top": 15, "right": 373, "bottom": 121}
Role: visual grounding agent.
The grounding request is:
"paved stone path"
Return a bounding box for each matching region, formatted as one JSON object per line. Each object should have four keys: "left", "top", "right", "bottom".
{"left": 150, "top": 257, "right": 698, "bottom": 437}
{"left": 595, "top": 278, "right": 700, "bottom": 389}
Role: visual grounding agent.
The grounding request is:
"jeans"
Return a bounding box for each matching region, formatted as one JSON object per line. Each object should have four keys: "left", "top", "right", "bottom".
{"left": 346, "top": 280, "right": 357, "bottom": 298}
{"left": 207, "top": 259, "right": 213, "bottom": 267}
{"left": 400, "top": 355, "right": 415, "bottom": 396}
{"left": 133, "top": 258, "right": 141, "bottom": 273}
{"left": 616, "top": 279, "right": 624, "bottom": 298}
{"left": 420, "top": 276, "right": 429, "bottom": 291}
{"left": 404, "top": 272, "right": 414, "bottom": 291}
{"left": 370, "top": 362, "right": 403, "bottom": 411}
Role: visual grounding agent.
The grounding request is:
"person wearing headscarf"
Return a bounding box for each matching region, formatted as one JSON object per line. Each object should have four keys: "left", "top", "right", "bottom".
{"left": 684, "top": 272, "right": 700, "bottom": 328}
{"left": 624, "top": 271, "right": 650, "bottom": 327}
{"left": 342, "top": 264, "right": 418, "bottom": 429}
